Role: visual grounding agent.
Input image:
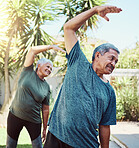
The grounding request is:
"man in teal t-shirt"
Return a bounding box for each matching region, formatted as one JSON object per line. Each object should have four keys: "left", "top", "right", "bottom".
{"left": 44, "top": 5, "right": 122, "bottom": 148}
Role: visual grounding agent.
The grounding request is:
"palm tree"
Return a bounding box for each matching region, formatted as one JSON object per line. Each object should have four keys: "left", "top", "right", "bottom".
{"left": 58, "top": 0, "right": 106, "bottom": 39}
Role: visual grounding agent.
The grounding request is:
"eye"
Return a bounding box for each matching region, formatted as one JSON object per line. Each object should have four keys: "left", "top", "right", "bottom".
{"left": 109, "top": 56, "right": 118, "bottom": 64}
{"left": 111, "top": 56, "right": 114, "bottom": 61}
{"left": 115, "top": 59, "right": 118, "bottom": 64}
{"left": 46, "top": 66, "right": 52, "bottom": 71}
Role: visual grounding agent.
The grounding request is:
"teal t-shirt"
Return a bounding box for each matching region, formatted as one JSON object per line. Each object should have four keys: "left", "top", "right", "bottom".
{"left": 48, "top": 41, "right": 116, "bottom": 148}
{"left": 10, "top": 64, "right": 50, "bottom": 123}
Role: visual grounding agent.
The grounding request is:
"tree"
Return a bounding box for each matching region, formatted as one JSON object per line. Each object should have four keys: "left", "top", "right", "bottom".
{"left": 58, "top": 0, "right": 106, "bottom": 38}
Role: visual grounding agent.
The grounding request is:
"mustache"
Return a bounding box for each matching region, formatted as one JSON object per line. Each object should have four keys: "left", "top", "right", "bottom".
{"left": 107, "top": 64, "right": 114, "bottom": 71}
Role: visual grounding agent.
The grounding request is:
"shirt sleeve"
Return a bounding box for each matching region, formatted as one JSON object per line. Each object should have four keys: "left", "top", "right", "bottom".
{"left": 19, "top": 64, "right": 34, "bottom": 80}
{"left": 42, "top": 89, "right": 50, "bottom": 105}
{"left": 66, "top": 41, "right": 83, "bottom": 67}
{"left": 23, "top": 64, "right": 34, "bottom": 71}
{"left": 66, "top": 41, "right": 88, "bottom": 67}
{"left": 99, "top": 89, "right": 116, "bottom": 125}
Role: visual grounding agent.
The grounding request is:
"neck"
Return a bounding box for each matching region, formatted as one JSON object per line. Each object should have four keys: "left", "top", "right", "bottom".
{"left": 92, "top": 63, "right": 103, "bottom": 78}
{"left": 92, "top": 63, "right": 107, "bottom": 83}
{"left": 36, "top": 70, "right": 44, "bottom": 81}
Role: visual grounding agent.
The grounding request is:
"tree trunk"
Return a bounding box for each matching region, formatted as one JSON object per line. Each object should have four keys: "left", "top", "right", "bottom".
{"left": 1, "top": 30, "right": 14, "bottom": 111}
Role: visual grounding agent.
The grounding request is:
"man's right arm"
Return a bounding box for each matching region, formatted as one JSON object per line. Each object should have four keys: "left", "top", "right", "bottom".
{"left": 63, "top": 6, "right": 122, "bottom": 55}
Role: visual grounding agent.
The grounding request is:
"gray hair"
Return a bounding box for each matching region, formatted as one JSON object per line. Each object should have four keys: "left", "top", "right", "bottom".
{"left": 36, "top": 58, "right": 53, "bottom": 71}
{"left": 92, "top": 43, "right": 120, "bottom": 61}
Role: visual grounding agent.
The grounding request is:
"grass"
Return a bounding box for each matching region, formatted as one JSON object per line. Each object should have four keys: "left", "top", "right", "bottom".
{"left": 0, "top": 127, "right": 32, "bottom": 148}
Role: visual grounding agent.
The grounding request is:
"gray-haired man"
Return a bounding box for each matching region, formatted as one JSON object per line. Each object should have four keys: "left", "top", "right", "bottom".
{"left": 44, "top": 5, "right": 122, "bottom": 148}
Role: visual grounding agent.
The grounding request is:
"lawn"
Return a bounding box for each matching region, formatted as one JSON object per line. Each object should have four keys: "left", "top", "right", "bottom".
{"left": 0, "top": 127, "right": 32, "bottom": 148}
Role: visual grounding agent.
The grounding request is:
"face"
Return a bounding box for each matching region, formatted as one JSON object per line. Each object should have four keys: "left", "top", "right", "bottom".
{"left": 38, "top": 62, "right": 52, "bottom": 77}
{"left": 96, "top": 49, "right": 119, "bottom": 74}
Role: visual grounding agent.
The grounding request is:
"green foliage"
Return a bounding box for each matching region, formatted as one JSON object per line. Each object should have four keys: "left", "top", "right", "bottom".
{"left": 58, "top": 0, "right": 106, "bottom": 38}
{"left": 112, "top": 42, "right": 139, "bottom": 121}
{"left": 112, "top": 76, "right": 139, "bottom": 121}
{"left": 116, "top": 42, "right": 139, "bottom": 69}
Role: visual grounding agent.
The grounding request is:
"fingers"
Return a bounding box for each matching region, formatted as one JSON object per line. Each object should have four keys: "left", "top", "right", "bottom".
{"left": 52, "top": 45, "right": 66, "bottom": 53}
{"left": 42, "top": 135, "right": 46, "bottom": 143}
{"left": 41, "top": 130, "right": 46, "bottom": 143}
{"left": 107, "top": 6, "right": 122, "bottom": 13}
{"left": 60, "top": 48, "right": 66, "bottom": 53}
{"left": 103, "top": 15, "right": 109, "bottom": 21}
{"left": 97, "top": 6, "right": 122, "bottom": 21}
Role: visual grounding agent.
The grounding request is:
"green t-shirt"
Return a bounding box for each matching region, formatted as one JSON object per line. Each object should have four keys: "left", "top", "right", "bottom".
{"left": 10, "top": 64, "right": 50, "bottom": 123}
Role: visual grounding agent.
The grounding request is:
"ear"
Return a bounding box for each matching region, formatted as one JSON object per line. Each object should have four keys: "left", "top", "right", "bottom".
{"left": 37, "top": 64, "right": 41, "bottom": 69}
{"left": 95, "top": 52, "right": 101, "bottom": 60}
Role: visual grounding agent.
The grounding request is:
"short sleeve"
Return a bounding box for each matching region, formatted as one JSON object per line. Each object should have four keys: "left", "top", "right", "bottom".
{"left": 66, "top": 41, "right": 81, "bottom": 67}
{"left": 23, "top": 64, "right": 34, "bottom": 71}
{"left": 66, "top": 41, "right": 89, "bottom": 68}
{"left": 19, "top": 64, "right": 34, "bottom": 80}
{"left": 99, "top": 90, "right": 116, "bottom": 125}
{"left": 42, "top": 90, "right": 50, "bottom": 105}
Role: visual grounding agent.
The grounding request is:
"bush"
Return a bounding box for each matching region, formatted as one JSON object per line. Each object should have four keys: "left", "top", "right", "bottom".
{"left": 111, "top": 76, "right": 139, "bottom": 121}
{"left": 116, "top": 43, "right": 139, "bottom": 69}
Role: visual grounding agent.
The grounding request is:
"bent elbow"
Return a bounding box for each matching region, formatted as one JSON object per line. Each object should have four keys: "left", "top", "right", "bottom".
{"left": 63, "top": 23, "right": 69, "bottom": 32}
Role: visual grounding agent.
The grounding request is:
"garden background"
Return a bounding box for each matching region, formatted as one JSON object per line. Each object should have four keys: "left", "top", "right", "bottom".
{"left": 0, "top": 0, "right": 139, "bottom": 147}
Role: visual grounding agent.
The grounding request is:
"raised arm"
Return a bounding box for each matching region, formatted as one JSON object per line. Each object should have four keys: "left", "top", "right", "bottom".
{"left": 63, "top": 6, "right": 122, "bottom": 54}
{"left": 24, "top": 45, "right": 65, "bottom": 67}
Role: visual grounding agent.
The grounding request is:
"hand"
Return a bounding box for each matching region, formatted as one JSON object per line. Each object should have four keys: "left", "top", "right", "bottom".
{"left": 95, "top": 6, "right": 122, "bottom": 21}
{"left": 50, "top": 45, "right": 66, "bottom": 53}
{"left": 42, "top": 129, "right": 46, "bottom": 143}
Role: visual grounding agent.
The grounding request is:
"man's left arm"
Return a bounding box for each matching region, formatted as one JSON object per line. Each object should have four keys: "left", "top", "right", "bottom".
{"left": 42, "top": 104, "right": 49, "bottom": 143}
{"left": 99, "top": 125, "right": 110, "bottom": 148}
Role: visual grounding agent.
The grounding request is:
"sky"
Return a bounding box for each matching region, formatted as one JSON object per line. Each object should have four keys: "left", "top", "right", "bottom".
{"left": 44, "top": 0, "right": 139, "bottom": 51}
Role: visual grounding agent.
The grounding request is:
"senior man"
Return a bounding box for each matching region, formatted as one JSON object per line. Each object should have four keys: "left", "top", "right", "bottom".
{"left": 44, "top": 5, "right": 122, "bottom": 148}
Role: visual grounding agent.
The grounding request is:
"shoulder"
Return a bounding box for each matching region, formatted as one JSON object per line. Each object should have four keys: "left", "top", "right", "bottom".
{"left": 23, "top": 64, "right": 34, "bottom": 72}
{"left": 20, "top": 65, "right": 34, "bottom": 78}
{"left": 66, "top": 41, "right": 80, "bottom": 57}
{"left": 66, "top": 41, "right": 89, "bottom": 67}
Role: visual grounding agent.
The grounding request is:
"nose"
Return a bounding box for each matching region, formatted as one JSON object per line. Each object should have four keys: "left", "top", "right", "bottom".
{"left": 111, "top": 61, "right": 116, "bottom": 68}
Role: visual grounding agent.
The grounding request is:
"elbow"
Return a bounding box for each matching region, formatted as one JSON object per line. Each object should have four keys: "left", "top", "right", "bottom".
{"left": 63, "top": 23, "right": 76, "bottom": 36}
{"left": 29, "top": 47, "right": 37, "bottom": 56}
{"left": 63, "top": 23, "right": 69, "bottom": 32}
{"left": 63, "top": 21, "right": 76, "bottom": 31}
{"left": 29, "top": 47, "right": 34, "bottom": 54}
